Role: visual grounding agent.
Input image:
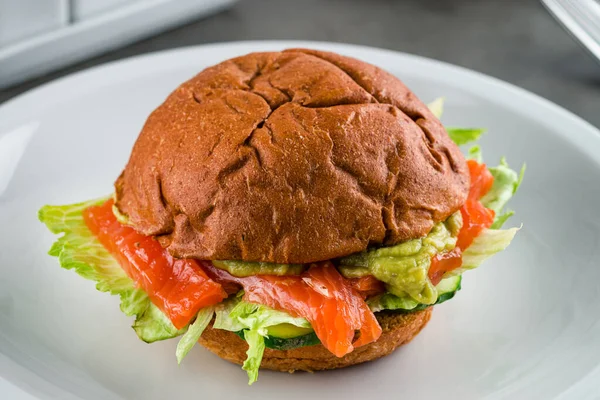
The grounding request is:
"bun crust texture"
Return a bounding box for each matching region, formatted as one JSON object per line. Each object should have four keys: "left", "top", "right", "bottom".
{"left": 199, "top": 308, "right": 432, "bottom": 372}
{"left": 114, "top": 49, "right": 469, "bottom": 264}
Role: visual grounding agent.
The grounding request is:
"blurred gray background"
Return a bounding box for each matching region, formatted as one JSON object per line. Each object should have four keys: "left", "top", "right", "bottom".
{"left": 1, "top": 0, "right": 599, "bottom": 128}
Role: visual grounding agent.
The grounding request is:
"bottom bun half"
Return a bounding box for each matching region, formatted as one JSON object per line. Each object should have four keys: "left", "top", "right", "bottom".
{"left": 199, "top": 308, "right": 432, "bottom": 373}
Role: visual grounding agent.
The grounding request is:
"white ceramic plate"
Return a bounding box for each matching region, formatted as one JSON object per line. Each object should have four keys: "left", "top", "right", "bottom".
{"left": 1, "top": 41, "right": 599, "bottom": 400}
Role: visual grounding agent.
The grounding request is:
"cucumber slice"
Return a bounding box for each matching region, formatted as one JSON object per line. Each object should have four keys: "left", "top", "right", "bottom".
{"left": 265, "top": 332, "right": 320, "bottom": 350}
{"left": 437, "top": 275, "right": 462, "bottom": 294}
{"left": 266, "top": 323, "right": 313, "bottom": 339}
{"left": 404, "top": 275, "right": 461, "bottom": 312}
{"left": 234, "top": 330, "right": 320, "bottom": 350}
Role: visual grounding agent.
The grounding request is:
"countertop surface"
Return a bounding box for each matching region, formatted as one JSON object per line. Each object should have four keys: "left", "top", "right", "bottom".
{"left": 1, "top": 0, "right": 599, "bottom": 128}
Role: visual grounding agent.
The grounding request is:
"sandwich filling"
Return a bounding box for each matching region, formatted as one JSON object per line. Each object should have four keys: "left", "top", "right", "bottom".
{"left": 39, "top": 101, "right": 524, "bottom": 384}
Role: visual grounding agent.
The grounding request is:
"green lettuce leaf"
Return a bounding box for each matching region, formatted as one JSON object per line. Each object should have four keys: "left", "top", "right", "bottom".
{"left": 132, "top": 303, "right": 186, "bottom": 343}
{"left": 427, "top": 97, "right": 445, "bottom": 119}
{"left": 492, "top": 211, "right": 515, "bottom": 230}
{"left": 214, "top": 297, "right": 311, "bottom": 384}
{"left": 40, "top": 197, "right": 138, "bottom": 296}
{"left": 242, "top": 330, "right": 266, "bottom": 385}
{"left": 468, "top": 145, "right": 483, "bottom": 162}
{"left": 481, "top": 158, "right": 526, "bottom": 228}
{"left": 444, "top": 227, "right": 519, "bottom": 278}
{"left": 427, "top": 98, "right": 485, "bottom": 146}
{"left": 213, "top": 294, "right": 246, "bottom": 332}
{"left": 446, "top": 128, "right": 486, "bottom": 146}
{"left": 119, "top": 289, "right": 151, "bottom": 317}
{"left": 38, "top": 199, "right": 183, "bottom": 343}
{"left": 426, "top": 101, "right": 525, "bottom": 229}
{"left": 176, "top": 306, "right": 215, "bottom": 363}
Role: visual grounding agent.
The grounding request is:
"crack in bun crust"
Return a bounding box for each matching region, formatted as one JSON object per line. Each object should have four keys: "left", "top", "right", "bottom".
{"left": 114, "top": 49, "right": 469, "bottom": 263}
{"left": 198, "top": 308, "right": 433, "bottom": 372}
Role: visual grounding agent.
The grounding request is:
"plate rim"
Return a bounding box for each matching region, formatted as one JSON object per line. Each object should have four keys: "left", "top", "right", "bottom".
{"left": 2, "top": 40, "right": 599, "bottom": 137}
{"left": 1, "top": 39, "right": 600, "bottom": 399}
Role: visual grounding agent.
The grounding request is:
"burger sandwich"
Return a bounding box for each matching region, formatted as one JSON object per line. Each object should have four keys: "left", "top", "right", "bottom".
{"left": 39, "top": 48, "right": 524, "bottom": 384}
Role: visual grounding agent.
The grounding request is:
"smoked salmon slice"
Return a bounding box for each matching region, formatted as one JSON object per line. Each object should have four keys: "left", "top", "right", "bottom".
{"left": 202, "top": 261, "right": 382, "bottom": 357}
{"left": 84, "top": 199, "right": 226, "bottom": 329}
{"left": 429, "top": 160, "right": 496, "bottom": 285}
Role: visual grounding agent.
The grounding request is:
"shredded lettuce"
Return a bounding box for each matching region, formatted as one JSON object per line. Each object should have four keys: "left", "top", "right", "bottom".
{"left": 492, "top": 211, "right": 514, "bottom": 230}
{"left": 39, "top": 198, "right": 150, "bottom": 312}
{"left": 428, "top": 97, "right": 445, "bottom": 119}
{"left": 214, "top": 296, "right": 311, "bottom": 384}
{"left": 446, "top": 128, "right": 486, "bottom": 146}
{"left": 132, "top": 303, "right": 186, "bottom": 343}
{"left": 242, "top": 330, "right": 266, "bottom": 384}
{"left": 427, "top": 97, "right": 525, "bottom": 228}
{"left": 482, "top": 159, "right": 524, "bottom": 212}
{"left": 41, "top": 198, "right": 137, "bottom": 295}
{"left": 444, "top": 227, "right": 520, "bottom": 278}
{"left": 468, "top": 145, "right": 483, "bottom": 162}
{"left": 176, "top": 306, "right": 215, "bottom": 363}
{"left": 482, "top": 158, "right": 526, "bottom": 228}
{"left": 427, "top": 98, "right": 485, "bottom": 146}
{"left": 38, "top": 199, "right": 183, "bottom": 343}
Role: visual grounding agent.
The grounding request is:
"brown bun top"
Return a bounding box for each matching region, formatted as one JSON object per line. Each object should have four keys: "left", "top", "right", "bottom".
{"left": 114, "top": 48, "right": 469, "bottom": 264}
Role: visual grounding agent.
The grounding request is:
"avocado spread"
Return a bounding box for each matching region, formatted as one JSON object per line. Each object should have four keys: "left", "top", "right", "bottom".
{"left": 211, "top": 260, "right": 305, "bottom": 277}
{"left": 212, "top": 212, "right": 462, "bottom": 305}
{"left": 339, "top": 212, "right": 462, "bottom": 304}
